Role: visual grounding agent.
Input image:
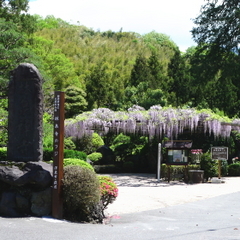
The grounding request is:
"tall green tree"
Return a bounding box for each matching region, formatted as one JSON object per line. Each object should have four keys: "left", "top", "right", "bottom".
{"left": 0, "top": 0, "right": 37, "bottom": 94}
{"left": 0, "top": 0, "right": 36, "bottom": 34}
{"left": 0, "top": 18, "right": 33, "bottom": 95}
{"left": 65, "top": 86, "right": 87, "bottom": 118}
{"left": 190, "top": 0, "right": 240, "bottom": 116}
{"left": 192, "top": 0, "right": 240, "bottom": 54}
{"left": 167, "top": 50, "right": 192, "bottom": 107}
{"left": 147, "top": 51, "right": 165, "bottom": 89}
{"left": 86, "top": 61, "right": 116, "bottom": 109}
{"left": 129, "top": 54, "right": 152, "bottom": 87}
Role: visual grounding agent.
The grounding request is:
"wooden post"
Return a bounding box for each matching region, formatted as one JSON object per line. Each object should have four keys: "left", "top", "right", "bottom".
{"left": 218, "top": 160, "right": 221, "bottom": 179}
{"left": 168, "top": 165, "right": 171, "bottom": 183}
{"left": 52, "top": 91, "right": 65, "bottom": 219}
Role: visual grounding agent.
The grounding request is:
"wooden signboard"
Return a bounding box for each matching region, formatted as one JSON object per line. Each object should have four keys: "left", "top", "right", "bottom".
{"left": 211, "top": 147, "right": 228, "bottom": 160}
{"left": 211, "top": 146, "right": 228, "bottom": 179}
{"left": 52, "top": 91, "right": 65, "bottom": 219}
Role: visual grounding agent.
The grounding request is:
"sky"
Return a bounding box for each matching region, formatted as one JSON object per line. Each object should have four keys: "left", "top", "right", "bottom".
{"left": 28, "top": 0, "right": 206, "bottom": 52}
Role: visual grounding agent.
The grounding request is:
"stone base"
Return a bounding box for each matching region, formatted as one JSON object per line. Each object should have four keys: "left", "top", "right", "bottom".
{"left": 0, "top": 161, "right": 53, "bottom": 217}
{"left": 210, "top": 177, "right": 225, "bottom": 183}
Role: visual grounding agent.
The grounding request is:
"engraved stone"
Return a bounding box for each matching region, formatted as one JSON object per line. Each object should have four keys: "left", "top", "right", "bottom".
{"left": 7, "top": 63, "right": 43, "bottom": 162}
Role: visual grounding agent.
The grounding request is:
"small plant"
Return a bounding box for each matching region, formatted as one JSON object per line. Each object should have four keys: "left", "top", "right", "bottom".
{"left": 64, "top": 158, "right": 94, "bottom": 171}
{"left": 62, "top": 165, "right": 102, "bottom": 223}
{"left": 200, "top": 152, "right": 218, "bottom": 181}
{"left": 98, "top": 175, "right": 118, "bottom": 211}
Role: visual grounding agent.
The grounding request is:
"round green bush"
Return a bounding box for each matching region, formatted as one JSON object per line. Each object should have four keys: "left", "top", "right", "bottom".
{"left": 228, "top": 163, "right": 240, "bottom": 176}
{"left": 62, "top": 165, "right": 102, "bottom": 223}
{"left": 74, "top": 133, "right": 104, "bottom": 154}
{"left": 63, "top": 158, "right": 94, "bottom": 171}
{"left": 87, "top": 152, "right": 102, "bottom": 163}
{"left": 64, "top": 137, "right": 76, "bottom": 150}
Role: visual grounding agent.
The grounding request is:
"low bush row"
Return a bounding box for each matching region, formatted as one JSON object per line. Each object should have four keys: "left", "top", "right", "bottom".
{"left": 43, "top": 148, "right": 87, "bottom": 161}
{"left": 0, "top": 147, "right": 87, "bottom": 162}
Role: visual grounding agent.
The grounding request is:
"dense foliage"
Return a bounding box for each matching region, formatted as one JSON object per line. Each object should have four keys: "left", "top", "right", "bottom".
{"left": 2, "top": 0, "right": 240, "bottom": 174}
{"left": 1, "top": 1, "right": 240, "bottom": 119}
{"left": 63, "top": 165, "right": 102, "bottom": 223}
{"left": 63, "top": 158, "right": 94, "bottom": 171}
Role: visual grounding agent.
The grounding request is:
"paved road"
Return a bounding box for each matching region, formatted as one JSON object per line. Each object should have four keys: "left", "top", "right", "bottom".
{"left": 0, "top": 191, "right": 239, "bottom": 240}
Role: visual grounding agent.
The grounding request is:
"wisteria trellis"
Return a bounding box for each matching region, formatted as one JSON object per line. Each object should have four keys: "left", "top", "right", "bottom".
{"left": 65, "top": 105, "right": 240, "bottom": 140}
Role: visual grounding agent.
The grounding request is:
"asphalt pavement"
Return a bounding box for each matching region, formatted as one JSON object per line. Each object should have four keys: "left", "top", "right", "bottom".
{"left": 0, "top": 191, "right": 239, "bottom": 240}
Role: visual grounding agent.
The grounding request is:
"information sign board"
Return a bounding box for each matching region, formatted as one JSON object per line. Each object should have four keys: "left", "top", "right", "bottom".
{"left": 211, "top": 147, "right": 228, "bottom": 160}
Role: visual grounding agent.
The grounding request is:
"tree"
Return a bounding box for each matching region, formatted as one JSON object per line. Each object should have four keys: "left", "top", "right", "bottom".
{"left": 129, "top": 54, "right": 152, "bottom": 87}
{"left": 0, "top": 0, "right": 36, "bottom": 34}
{"left": 65, "top": 86, "right": 87, "bottom": 118}
{"left": 29, "top": 36, "right": 82, "bottom": 91}
{"left": 147, "top": 51, "right": 165, "bottom": 89}
{"left": 86, "top": 61, "right": 116, "bottom": 110}
{"left": 167, "top": 50, "right": 192, "bottom": 107}
{"left": 0, "top": 0, "right": 37, "bottom": 95}
{"left": 191, "top": 1, "right": 240, "bottom": 117}
{"left": 0, "top": 18, "right": 34, "bottom": 94}
{"left": 192, "top": 0, "right": 240, "bottom": 54}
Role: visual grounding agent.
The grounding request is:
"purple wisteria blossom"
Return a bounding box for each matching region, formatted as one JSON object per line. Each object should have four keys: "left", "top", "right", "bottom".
{"left": 65, "top": 106, "right": 240, "bottom": 140}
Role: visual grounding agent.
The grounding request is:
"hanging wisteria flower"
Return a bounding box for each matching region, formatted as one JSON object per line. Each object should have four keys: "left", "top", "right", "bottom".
{"left": 65, "top": 105, "right": 239, "bottom": 140}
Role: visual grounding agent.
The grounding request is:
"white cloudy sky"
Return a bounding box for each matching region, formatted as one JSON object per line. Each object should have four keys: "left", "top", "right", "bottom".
{"left": 28, "top": 0, "right": 206, "bottom": 52}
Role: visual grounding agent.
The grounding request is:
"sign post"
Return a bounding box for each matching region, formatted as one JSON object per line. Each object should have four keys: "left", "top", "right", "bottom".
{"left": 52, "top": 91, "right": 65, "bottom": 219}
{"left": 211, "top": 147, "right": 228, "bottom": 179}
{"left": 157, "top": 143, "right": 161, "bottom": 182}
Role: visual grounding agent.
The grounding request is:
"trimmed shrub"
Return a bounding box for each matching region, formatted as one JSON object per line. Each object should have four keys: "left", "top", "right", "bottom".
{"left": 64, "top": 137, "right": 76, "bottom": 150}
{"left": 87, "top": 152, "right": 102, "bottom": 164}
{"left": 228, "top": 162, "right": 240, "bottom": 176}
{"left": 75, "top": 133, "right": 104, "bottom": 154}
{"left": 98, "top": 176, "right": 118, "bottom": 211}
{"left": 62, "top": 165, "right": 102, "bottom": 223}
{"left": 0, "top": 147, "right": 7, "bottom": 161}
{"left": 64, "top": 149, "right": 87, "bottom": 160}
{"left": 161, "top": 164, "right": 200, "bottom": 181}
{"left": 43, "top": 148, "right": 87, "bottom": 162}
{"left": 64, "top": 158, "right": 94, "bottom": 171}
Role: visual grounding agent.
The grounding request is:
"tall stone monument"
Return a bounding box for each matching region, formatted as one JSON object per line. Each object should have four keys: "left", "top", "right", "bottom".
{"left": 7, "top": 63, "right": 43, "bottom": 162}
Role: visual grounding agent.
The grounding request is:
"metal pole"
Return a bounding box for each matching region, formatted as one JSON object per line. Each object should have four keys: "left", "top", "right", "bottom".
{"left": 157, "top": 143, "right": 161, "bottom": 182}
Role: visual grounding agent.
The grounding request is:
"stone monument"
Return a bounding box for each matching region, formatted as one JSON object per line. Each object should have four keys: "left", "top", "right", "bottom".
{"left": 0, "top": 63, "right": 52, "bottom": 217}
{"left": 7, "top": 63, "right": 43, "bottom": 162}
